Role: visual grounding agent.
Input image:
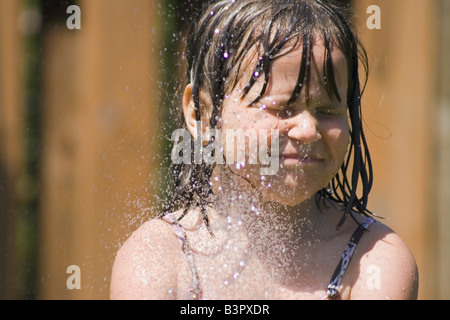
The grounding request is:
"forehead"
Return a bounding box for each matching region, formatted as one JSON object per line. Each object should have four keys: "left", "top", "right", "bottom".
{"left": 272, "top": 41, "right": 347, "bottom": 94}
{"left": 233, "top": 38, "right": 348, "bottom": 101}
{"left": 275, "top": 40, "right": 347, "bottom": 79}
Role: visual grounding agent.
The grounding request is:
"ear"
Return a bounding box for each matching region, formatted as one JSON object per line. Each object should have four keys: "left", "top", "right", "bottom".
{"left": 182, "top": 84, "right": 210, "bottom": 141}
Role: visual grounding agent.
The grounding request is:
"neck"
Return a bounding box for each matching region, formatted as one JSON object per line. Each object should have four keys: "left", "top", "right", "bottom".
{"left": 209, "top": 166, "right": 347, "bottom": 286}
{"left": 212, "top": 166, "right": 331, "bottom": 262}
{"left": 212, "top": 166, "right": 327, "bottom": 235}
{"left": 209, "top": 167, "right": 348, "bottom": 288}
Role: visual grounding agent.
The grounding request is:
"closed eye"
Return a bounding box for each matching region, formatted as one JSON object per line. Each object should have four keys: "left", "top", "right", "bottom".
{"left": 316, "top": 104, "right": 347, "bottom": 116}
{"left": 249, "top": 99, "right": 346, "bottom": 117}
{"left": 249, "top": 102, "right": 286, "bottom": 112}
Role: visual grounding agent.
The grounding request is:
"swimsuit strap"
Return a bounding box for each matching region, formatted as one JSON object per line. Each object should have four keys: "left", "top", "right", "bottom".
{"left": 161, "top": 214, "right": 203, "bottom": 300}
{"left": 326, "top": 217, "right": 376, "bottom": 299}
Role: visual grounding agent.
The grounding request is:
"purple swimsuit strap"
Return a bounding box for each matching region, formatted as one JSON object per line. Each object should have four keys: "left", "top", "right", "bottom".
{"left": 326, "top": 217, "right": 376, "bottom": 299}
{"left": 162, "top": 214, "right": 203, "bottom": 300}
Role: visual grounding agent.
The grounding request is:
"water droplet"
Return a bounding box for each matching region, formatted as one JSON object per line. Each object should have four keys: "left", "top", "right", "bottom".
{"left": 300, "top": 118, "right": 307, "bottom": 128}
{"left": 235, "top": 162, "right": 244, "bottom": 170}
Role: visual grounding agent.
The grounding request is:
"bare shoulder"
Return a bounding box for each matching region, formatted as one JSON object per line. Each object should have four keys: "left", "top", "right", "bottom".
{"left": 110, "top": 218, "right": 182, "bottom": 299}
{"left": 349, "top": 219, "right": 419, "bottom": 300}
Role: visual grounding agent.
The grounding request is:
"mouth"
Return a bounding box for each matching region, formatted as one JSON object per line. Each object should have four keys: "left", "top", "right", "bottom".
{"left": 280, "top": 153, "right": 325, "bottom": 165}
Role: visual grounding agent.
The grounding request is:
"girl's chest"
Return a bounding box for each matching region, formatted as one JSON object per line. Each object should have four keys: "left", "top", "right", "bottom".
{"left": 178, "top": 243, "right": 352, "bottom": 300}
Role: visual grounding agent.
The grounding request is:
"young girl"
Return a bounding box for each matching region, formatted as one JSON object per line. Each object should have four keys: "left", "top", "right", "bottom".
{"left": 110, "top": 0, "right": 418, "bottom": 300}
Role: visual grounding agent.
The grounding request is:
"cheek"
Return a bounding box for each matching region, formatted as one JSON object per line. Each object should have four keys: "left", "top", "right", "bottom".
{"left": 220, "top": 110, "right": 280, "bottom": 168}
{"left": 322, "top": 119, "right": 350, "bottom": 156}
{"left": 253, "top": 111, "right": 280, "bottom": 130}
{"left": 234, "top": 112, "right": 280, "bottom": 156}
{"left": 223, "top": 110, "right": 279, "bottom": 131}
{"left": 222, "top": 108, "right": 280, "bottom": 144}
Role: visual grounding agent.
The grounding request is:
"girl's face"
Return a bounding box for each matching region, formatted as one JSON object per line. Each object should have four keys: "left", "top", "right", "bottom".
{"left": 220, "top": 41, "right": 350, "bottom": 206}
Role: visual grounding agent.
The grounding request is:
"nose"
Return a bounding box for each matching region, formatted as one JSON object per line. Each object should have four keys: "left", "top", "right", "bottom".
{"left": 284, "top": 111, "right": 320, "bottom": 143}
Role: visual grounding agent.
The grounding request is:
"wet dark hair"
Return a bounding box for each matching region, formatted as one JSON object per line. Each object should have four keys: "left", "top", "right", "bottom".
{"left": 161, "top": 0, "right": 373, "bottom": 230}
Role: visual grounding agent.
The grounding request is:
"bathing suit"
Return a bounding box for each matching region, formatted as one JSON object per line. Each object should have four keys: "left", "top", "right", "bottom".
{"left": 165, "top": 215, "right": 203, "bottom": 299}
{"left": 162, "top": 214, "right": 375, "bottom": 300}
{"left": 326, "top": 217, "right": 375, "bottom": 299}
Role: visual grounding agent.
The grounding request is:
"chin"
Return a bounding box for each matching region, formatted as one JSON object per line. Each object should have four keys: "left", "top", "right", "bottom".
{"left": 258, "top": 187, "right": 315, "bottom": 207}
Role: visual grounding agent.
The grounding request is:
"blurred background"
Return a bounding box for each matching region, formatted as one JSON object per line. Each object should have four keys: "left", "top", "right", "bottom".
{"left": 0, "top": 0, "right": 448, "bottom": 300}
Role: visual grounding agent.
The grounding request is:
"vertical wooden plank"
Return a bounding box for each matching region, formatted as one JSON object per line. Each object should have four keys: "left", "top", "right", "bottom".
{"left": 0, "top": 0, "right": 23, "bottom": 299}
{"left": 38, "top": 23, "right": 82, "bottom": 299}
{"left": 74, "top": 0, "right": 160, "bottom": 299}
{"left": 353, "top": 0, "right": 439, "bottom": 299}
{"left": 38, "top": 0, "right": 161, "bottom": 299}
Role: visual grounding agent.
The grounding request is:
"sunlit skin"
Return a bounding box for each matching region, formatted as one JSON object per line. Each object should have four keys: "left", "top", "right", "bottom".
{"left": 110, "top": 41, "right": 419, "bottom": 300}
